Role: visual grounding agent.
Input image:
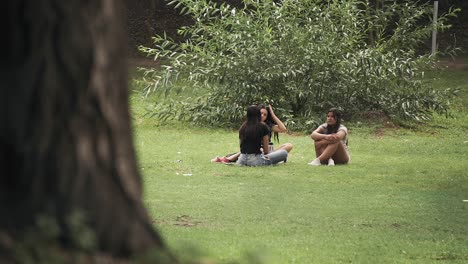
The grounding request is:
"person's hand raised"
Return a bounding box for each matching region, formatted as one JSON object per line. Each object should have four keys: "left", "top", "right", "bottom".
{"left": 268, "top": 104, "right": 276, "bottom": 116}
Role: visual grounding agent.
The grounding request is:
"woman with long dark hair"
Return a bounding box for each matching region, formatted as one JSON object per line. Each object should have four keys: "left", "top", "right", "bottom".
{"left": 236, "top": 105, "right": 288, "bottom": 166}
{"left": 258, "top": 104, "right": 293, "bottom": 153}
{"left": 308, "top": 108, "right": 350, "bottom": 166}
{"left": 211, "top": 104, "right": 292, "bottom": 163}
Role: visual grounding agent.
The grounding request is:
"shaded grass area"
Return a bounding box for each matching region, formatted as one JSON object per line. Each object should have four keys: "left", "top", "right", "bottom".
{"left": 131, "top": 68, "right": 468, "bottom": 263}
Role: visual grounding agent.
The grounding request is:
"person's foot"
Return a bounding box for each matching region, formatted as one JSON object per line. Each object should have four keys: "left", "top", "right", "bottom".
{"left": 211, "top": 157, "right": 230, "bottom": 163}
{"left": 307, "top": 158, "right": 321, "bottom": 166}
{"left": 211, "top": 157, "right": 221, "bottom": 162}
{"left": 328, "top": 158, "right": 335, "bottom": 166}
{"left": 220, "top": 157, "right": 231, "bottom": 163}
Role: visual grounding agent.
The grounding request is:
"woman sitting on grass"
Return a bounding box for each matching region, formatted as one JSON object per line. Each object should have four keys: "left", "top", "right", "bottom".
{"left": 308, "top": 108, "right": 350, "bottom": 166}
{"left": 236, "top": 105, "right": 288, "bottom": 166}
{"left": 211, "top": 104, "right": 293, "bottom": 163}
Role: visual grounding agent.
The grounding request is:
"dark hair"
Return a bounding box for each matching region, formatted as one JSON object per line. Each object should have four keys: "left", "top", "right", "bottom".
{"left": 326, "top": 108, "right": 342, "bottom": 134}
{"left": 258, "top": 104, "right": 279, "bottom": 142}
{"left": 239, "top": 105, "right": 263, "bottom": 144}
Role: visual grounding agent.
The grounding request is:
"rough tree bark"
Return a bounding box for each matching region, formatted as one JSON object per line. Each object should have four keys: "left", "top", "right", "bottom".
{"left": 1, "top": 0, "right": 172, "bottom": 261}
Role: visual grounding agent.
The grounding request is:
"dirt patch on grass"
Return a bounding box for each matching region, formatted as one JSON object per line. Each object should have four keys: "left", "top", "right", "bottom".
{"left": 152, "top": 215, "right": 201, "bottom": 227}
{"left": 174, "top": 215, "right": 201, "bottom": 227}
{"left": 361, "top": 111, "right": 397, "bottom": 127}
{"left": 437, "top": 57, "right": 468, "bottom": 70}
{"left": 358, "top": 110, "right": 400, "bottom": 137}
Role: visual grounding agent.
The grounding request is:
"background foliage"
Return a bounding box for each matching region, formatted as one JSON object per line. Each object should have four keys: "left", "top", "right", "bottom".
{"left": 138, "top": 0, "right": 459, "bottom": 130}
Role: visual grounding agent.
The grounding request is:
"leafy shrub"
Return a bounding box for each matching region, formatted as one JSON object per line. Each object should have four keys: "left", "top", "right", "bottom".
{"left": 138, "top": 0, "right": 459, "bottom": 130}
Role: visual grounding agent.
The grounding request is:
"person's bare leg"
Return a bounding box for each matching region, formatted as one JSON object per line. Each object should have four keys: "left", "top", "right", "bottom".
{"left": 276, "top": 143, "right": 293, "bottom": 153}
{"left": 319, "top": 142, "right": 349, "bottom": 164}
{"left": 331, "top": 142, "right": 349, "bottom": 164}
{"left": 307, "top": 140, "right": 328, "bottom": 165}
{"left": 211, "top": 152, "right": 241, "bottom": 162}
{"left": 226, "top": 152, "right": 241, "bottom": 162}
{"left": 314, "top": 140, "right": 327, "bottom": 158}
{"left": 317, "top": 142, "right": 339, "bottom": 162}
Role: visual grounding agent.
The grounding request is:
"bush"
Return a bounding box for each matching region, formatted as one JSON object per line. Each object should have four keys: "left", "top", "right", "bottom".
{"left": 138, "top": 0, "right": 459, "bottom": 130}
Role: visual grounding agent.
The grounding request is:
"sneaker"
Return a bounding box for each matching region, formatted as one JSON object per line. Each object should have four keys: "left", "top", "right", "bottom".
{"left": 328, "top": 158, "right": 335, "bottom": 166}
{"left": 307, "top": 158, "right": 321, "bottom": 166}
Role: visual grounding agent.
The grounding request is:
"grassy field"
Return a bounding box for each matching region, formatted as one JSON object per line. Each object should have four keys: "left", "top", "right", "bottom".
{"left": 131, "top": 67, "right": 468, "bottom": 263}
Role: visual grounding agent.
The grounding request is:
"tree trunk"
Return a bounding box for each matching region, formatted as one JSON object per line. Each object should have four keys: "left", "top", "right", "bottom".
{"left": 1, "top": 0, "right": 172, "bottom": 260}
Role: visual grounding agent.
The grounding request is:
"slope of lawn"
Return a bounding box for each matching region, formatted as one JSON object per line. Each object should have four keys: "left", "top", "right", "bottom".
{"left": 131, "top": 67, "right": 468, "bottom": 263}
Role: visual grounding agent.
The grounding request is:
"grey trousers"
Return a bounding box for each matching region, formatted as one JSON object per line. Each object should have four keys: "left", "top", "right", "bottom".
{"left": 236, "top": 149, "right": 288, "bottom": 166}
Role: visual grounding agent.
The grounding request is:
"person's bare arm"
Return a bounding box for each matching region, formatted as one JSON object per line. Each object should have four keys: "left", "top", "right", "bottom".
{"left": 311, "top": 126, "right": 327, "bottom": 141}
{"left": 262, "top": 135, "right": 270, "bottom": 154}
{"left": 269, "top": 105, "right": 287, "bottom": 133}
{"left": 330, "top": 130, "right": 346, "bottom": 143}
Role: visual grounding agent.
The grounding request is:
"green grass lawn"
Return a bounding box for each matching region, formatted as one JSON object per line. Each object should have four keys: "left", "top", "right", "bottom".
{"left": 131, "top": 68, "right": 468, "bottom": 263}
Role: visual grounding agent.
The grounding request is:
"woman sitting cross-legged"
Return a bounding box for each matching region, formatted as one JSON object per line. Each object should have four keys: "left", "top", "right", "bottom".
{"left": 236, "top": 105, "right": 288, "bottom": 166}
{"left": 308, "top": 108, "right": 350, "bottom": 166}
{"left": 211, "top": 104, "right": 292, "bottom": 163}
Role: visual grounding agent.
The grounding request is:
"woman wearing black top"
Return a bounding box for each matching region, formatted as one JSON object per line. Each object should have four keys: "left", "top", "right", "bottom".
{"left": 211, "top": 104, "right": 293, "bottom": 163}
{"left": 237, "top": 105, "right": 288, "bottom": 166}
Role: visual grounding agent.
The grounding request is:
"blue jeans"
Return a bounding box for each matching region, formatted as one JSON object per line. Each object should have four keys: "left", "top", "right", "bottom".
{"left": 236, "top": 150, "right": 288, "bottom": 166}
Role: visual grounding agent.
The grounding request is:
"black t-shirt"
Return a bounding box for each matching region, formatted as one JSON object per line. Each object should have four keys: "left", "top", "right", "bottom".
{"left": 240, "top": 123, "right": 270, "bottom": 154}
